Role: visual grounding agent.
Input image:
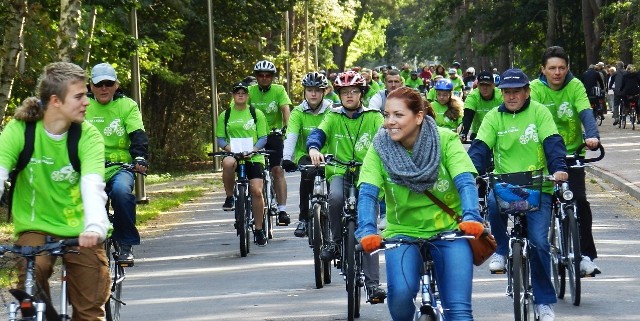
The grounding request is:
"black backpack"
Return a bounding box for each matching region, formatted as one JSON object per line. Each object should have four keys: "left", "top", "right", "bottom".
{"left": 2, "top": 121, "right": 81, "bottom": 218}
{"left": 224, "top": 106, "right": 257, "bottom": 138}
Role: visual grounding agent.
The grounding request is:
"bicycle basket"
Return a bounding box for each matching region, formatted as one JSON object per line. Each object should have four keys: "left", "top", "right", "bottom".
{"left": 489, "top": 169, "right": 543, "bottom": 215}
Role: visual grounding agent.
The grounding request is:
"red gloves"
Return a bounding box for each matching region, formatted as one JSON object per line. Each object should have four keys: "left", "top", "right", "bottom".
{"left": 459, "top": 221, "right": 485, "bottom": 239}
{"left": 360, "top": 234, "right": 383, "bottom": 253}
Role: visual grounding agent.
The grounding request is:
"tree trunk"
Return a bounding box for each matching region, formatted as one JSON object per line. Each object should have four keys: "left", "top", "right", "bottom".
{"left": 546, "top": 0, "right": 557, "bottom": 47}
{"left": 81, "top": 6, "right": 98, "bottom": 69}
{"left": 582, "top": 0, "right": 602, "bottom": 65}
{"left": 58, "top": 0, "right": 82, "bottom": 62}
{"left": 0, "top": 0, "right": 28, "bottom": 124}
{"left": 331, "top": 0, "right": 369, "bottom": 71}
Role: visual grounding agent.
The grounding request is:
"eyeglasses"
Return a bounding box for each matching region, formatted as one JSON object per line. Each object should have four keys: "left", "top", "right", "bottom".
{"left": 256, "top": 73, "right": 273, "bottom": 79}
{"left": 372, "top": 77, "right": 380, "bottom": 80}
{"left": 339, "top": 89, "right": 361, "bottom": 96}
{"left": 93, "top": 80, "right": 116, "bottom": 88}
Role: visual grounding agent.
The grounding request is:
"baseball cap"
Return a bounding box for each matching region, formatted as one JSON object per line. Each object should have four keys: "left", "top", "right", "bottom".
{"left": 477, "top": 71, "right": 494, "bottom": 84}
{"left": 232, "top": 81, "right": 249, "bottom": 93}
{"left": 498, "top": 68, "right": 530, "bottom": 89}
{"left": 91, "top": 63, "right": 117, "bottom": 84}
{"left": 448, "top": 68, "right": 457, "bottom": 74}
{"left": 411, "top": 71, "right": 418, "bottom": 76}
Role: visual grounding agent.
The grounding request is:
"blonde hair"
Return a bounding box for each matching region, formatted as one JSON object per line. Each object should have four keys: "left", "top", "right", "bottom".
{"left": 445, "top": 96, "right": 464, "bottom": 121}
{"left": 14, "top": 62, "right": 86, "bottom": 122}
{"left": 627, "top": 64, "right": 636, "bottom": 72}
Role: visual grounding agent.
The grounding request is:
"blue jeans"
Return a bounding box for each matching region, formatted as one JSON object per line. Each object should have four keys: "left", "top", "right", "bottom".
{"left": 488, "top": 191, "right": 556, "bottom": 305}
{"left": 385, "top": 236, "right": 474, "bottom": 321}
{"left": 107, "top": 170, "right": 140, "bottom": 246}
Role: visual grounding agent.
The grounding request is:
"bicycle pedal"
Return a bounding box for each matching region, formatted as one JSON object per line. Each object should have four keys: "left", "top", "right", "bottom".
{"left": 117, "top": 260, "right": 134, "bottom": 267}
{"left": 490, "top": 270, "right": 506, "bottom": 275}
{"left": 368, "top": 298, "right": 385, "bottom": 305}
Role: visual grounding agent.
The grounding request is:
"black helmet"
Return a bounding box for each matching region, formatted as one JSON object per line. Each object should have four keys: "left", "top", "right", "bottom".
{"left": 232, "top": 81, "right": 249, "bottom": 93}
{"left": 242, "top": 76, "right": 257, "bottom": 86}
{"left": 302, "top": 72, "right": 329, "bottom": 88}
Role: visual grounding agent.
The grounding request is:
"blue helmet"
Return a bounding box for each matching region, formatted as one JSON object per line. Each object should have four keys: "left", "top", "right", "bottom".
{"left": 434, "top": 79, "right": 453, "bottom": 91}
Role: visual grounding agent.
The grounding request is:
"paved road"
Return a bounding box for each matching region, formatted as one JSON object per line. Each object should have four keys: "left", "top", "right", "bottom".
{"left": 117, "top": 164, "right": 640, "bottom": 321}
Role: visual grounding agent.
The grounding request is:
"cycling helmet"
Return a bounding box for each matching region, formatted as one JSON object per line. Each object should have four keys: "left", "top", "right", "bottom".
{"left": 466, "top": 67, "right": 475, "bottom": 75}
{"left": 232, "top": 81, "right": 249, "bottom": 93}
{"left": 242, "top": 75, "right": 257, "bottom": 86}
{"left": 434, "top": 79, "right": 453, "bottom": 91}
{"left": 302, "top": 72, "right": 329, "bottom": 88}
{"left": 253, "top": 60, "right": 277, "bottom": 74}
{"left": 333, "top": 71, "right": 368, "bottom": 92}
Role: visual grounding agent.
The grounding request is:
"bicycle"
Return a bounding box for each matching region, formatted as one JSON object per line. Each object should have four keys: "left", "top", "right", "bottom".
{"left": 103, "top": 161, "right": 148, "bottom": 321}
{"left": 548, "top": 143, "right": 605, "bottom": 307}
{"left": 210, "top": 150, "right": 270, "bottom": 256}
{"left": 298, "top": 162, "right": 332, "bottom": 289}
{"left": 325, "top": 155, "right": 382, "bottom": 321}
{"left": 589, "top": 97, "right": 605, "bottom": 126}
{"left": 1, "top": 237, "right": 79, "bottom": 321}
{"left": 489, "top": 169, "right": 544, "bottom": 321}
{"left": 261, "top": 150, "right": 278, "bottom": 240}
{"left": 362, "top": 231, "right": 474, "bottom": 321}
{"left": 619, "top": 95, "right": 637, "bottom": 130}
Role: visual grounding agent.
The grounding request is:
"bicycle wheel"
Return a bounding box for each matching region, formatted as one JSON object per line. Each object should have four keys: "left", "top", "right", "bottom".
{"left": 263, "top": 179, "right": 275, "bottom": 239}
{"left": 312, "top": 203, "right": 325, "bottom": 289}
{"left": 512, "top": 242, "right": 528, "bottom": 321}
{"left": 236, "top": 185, "right": 248, "bottom": 257}
{"left": 105, "top": 239, "right": 124, "bottom": 321}
{"left": 632, "top": 110, "right": 636, "bottom": 130}
{"left": 564, "top": 207, "right": 581, "bottom": 306}
{"left": 322, "top": 205, "right": 332, "bottom": 285}
{"left": 345, "top": 220, "right": 359, "bottom": 321}
{"left": 622, "top": 113, "right": 627, "bottom": 128}
{"left": 549, "top": 211, "right": 565, "bottom": 298}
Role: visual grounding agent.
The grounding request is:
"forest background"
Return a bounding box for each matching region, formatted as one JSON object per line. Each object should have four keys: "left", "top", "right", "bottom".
{"left": 0, "top": 0, "right": 637, "bottom": 171}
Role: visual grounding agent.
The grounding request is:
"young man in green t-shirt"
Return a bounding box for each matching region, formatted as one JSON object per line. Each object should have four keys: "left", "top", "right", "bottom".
{"left": 281, "top": 72, "right": 332, "bottom": 237}
{"left": 307, "top": 71, "right": 387, "bottom": 303}
{"left": 86, "top": 62, "right": 149, "bottom": 265}
{"left": 529, "top": 46, "right": 602, "bottom": 276}
{"left": 248, "top": 60, "right": 292, "bottom": 227}
{"left": 0, "top": 62, "right": 110, "bottom": 319}
{"left": 468, "top": 69, "right": 568, "bottom": 321}
{"left": 461, "top": 71, "right": 503, "bottom": 140}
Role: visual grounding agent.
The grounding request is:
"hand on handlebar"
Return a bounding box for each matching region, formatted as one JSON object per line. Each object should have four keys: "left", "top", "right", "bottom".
{"left": 552, "top": 171, "right": 569, "bottom": 182}
{"left": 79, "top": 231, "right": 101, "bottom": 247}
{"left": 281, "top": 159, "right": 297, "bottom": 172}
{"left": 585, "top": 138, "right": 600, "bottom": 150}
{"left": 360, "top": 234, "right": 383, "bottom": 253}
{"left": 459, "top": 221, "right": 484, "bottom": 239}
{"left": 309, "top": 148, "right": 324, "bottom": 166}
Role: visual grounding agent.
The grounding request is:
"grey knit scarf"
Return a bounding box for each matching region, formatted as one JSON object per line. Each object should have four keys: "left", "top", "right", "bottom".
{"left": 373, "top": 116, "right": 441, "bottom": 193}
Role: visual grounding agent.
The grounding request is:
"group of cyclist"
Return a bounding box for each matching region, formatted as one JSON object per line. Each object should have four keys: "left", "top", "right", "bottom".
{"left": 218, "top": 45, "right": 604, "bottom": 321}
{"left": 0, "top": 61, "right": 148, "bottom": 320}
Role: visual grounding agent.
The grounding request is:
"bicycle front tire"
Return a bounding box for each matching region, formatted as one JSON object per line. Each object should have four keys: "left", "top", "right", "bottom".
{"left": 345, "top": 220, "right": 360, "bottom": 321}
{"left": 236, "top": 185, "right": 249, "bottom": 257}
{"left": 105, "top": 239, "right": 124, "bottom": 321}
{"left": 312, "top": 203, "right": 325, "bottom": 289}
{"left": 512, "top": 242, "right": 530, "bottom": 321}
{"left": 549, "top": 211, "right": 565, "bottom": 298}
{"left": 564, "top": 207, "right": 581, "bottom": 306}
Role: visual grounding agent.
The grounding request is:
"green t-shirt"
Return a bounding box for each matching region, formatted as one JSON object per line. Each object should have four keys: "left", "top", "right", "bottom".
{"left": 247, "top": 84, "right": 292, "bottom": 129}
{"left": 86, "top": 96, "right": 145, "bottom": 180}
{"left": 464, "top": 87, "right": 503, "bottom": 133}
{"left": 475, "top": 100, "right": 560, "bottom": 193}
{"left": 215, "top": 106, "right": 268, "bottom": 164}
{"left": 400, "top": 70, "right": 411, "bottom": 81}
{"left": 0, "top": 119, "right": 105, "bottom": 238}
{"left": 324, "top": 90, "right": 340, "bottom": 104}
{"left": 431, "top": 101, "right": 462, "bottom": 131}
{"left": 529, "top": 78, "right": 592, "bottom": 154}
{"left": 287, "top": 101, "right": 330, "bottom": 163}
{"left": 427, "top": 87, "right": 436, "bottom": 101}
{"left": 448, "top": 77, "right": 464, "bottom": 93}
{"left": 404, "top": 77, "right": 422, "bottom": 89}
{"left": 358, "top": 128, "right": 477, "bottom": 239}
{"left": 317, "top": 108, "right": 384, "bottom": 181}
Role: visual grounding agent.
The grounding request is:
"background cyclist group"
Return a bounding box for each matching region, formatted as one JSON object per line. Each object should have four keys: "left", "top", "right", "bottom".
{"left": 217, "top": 44, "right": 613, "bottom": 321}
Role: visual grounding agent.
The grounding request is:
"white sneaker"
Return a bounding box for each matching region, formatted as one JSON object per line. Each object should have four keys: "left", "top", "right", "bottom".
{"left": 488, "top": 253, "right": 506, "bottom": 272}
{"left": 534, "top": 304, "right": 555, "bottom": 321}
{"left": 580, "top": 256, "right": 601, "bottom": 275}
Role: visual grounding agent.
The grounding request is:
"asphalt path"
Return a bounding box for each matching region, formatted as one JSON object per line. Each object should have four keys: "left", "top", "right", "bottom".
{"left": 116, "top": 171, "right": 640, "bottom": 321}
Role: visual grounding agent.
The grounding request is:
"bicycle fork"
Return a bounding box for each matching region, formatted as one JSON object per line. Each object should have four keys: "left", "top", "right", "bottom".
{"left": 416, "top": 260, "right": 441, "bottom": 320}
{"left": 506, "top": 238, "right": 529, "bottom": 297}
{"left": 8, "top": 260, "right": 46, "bottom": 321}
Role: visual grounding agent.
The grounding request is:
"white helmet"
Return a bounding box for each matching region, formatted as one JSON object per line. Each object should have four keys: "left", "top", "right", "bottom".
{"left": 466, "top": 67, "right": 476, "bottom": 75}
{"left": 253, "top": 60, "right": 277, "bottom": 74}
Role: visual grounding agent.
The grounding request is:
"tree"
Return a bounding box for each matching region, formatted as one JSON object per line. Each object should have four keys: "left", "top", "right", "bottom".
{"left": 0, "top": 0, "right": 28, "bottom": 123}
{"left": 58, "top": 0, "right": 82, "bottom": 62}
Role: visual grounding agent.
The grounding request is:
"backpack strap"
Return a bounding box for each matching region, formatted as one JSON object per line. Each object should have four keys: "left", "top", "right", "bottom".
{"left": 6, "top": 121, "right": 36, "bottom": 217}
{"left": 67, "top": 122, "right": 82, "bottom": 173}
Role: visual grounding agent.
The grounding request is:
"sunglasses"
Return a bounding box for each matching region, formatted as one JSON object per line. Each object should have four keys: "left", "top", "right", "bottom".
{"left": 256, "top": 73, "right": 273, "bottom": 79}
{"left": 93, "top": 80, "right": 116, "bottom": 88}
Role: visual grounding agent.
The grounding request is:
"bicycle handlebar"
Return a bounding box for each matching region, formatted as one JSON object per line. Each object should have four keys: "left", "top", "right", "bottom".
{"left": 324, "top": 154, "right": 363, "bottom": 168}
{"left": 568, "top": 143, "right": 605, "bottom": 164}
{"left": 208, "top": 150, "right": 276, "bottom": 159}
{"left": 355, "top": 231, "right": 473, "bottom": 254}
{"left": 105, "top": 161, "right": 147, "bottom": 176}
{"left": 0, "top": 238, "right": 80, "bottom": 257}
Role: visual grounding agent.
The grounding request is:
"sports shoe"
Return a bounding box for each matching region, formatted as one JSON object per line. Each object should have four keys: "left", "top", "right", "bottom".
{"left": 277, "top": 211, "right": 291, "bottom": 226}
{"left": 320, "top": 241, "right": 340, "bottom": 261}
{"left": 580, "top": 256, "right": 602, "bottom": 275}
{"left": 366, "top": 283, "right": 387, "bottom": 304}
{"left": 534, "top": 304, "right": 555, "bottom": 321}
{"left": 294, "top": 220, "right": 307, "bottom": 238}
{"left": 117, "top": 245, "right": 135, "bottom": 266}
{"left": 222, "top": 196, "right": 235, "bottom": 211}
{"left": 488, "top": 253, "right": 506, "bottom": 272}
{"left": 255, "top": 229, "right": 267, "bottom": 246}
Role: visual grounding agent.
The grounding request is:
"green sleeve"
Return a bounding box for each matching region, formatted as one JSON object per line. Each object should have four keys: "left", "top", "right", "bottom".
{"left": 0, "top": 119, "right": 25, "bottom": 170}
{"left": 287, "top": 107, "right": 303, "bottom": 136}
{"left": 357, "top": 146, "right": 384, "bottom": 189}
{"left": 440, "top": 129, "right": 477, "bottom": 178}
{"left": 535, "top": 103, "right": 559, "bottom": 141}
{"left": 256, "top": 109, "right": 268, "bottom": 137}
{"left": 464, "top": 91, "right": 479, "bottom": 111}
{"left": 475, "top": 109, "right": 498, "bottom": 148}
{"left": 278, "top": 86, "right": 292, "bottom": 107}
{"left": 124, "top": 99, "right": 145, "bottom": 133}
{"left": 79, "top": 122, "right": 106, "bottom": 177}
{"left": 215, "top": 110, "right": 227, "bottom": 139}
{"left": 571, "top": 80, "right": 591, "bottom": 113}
